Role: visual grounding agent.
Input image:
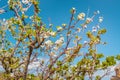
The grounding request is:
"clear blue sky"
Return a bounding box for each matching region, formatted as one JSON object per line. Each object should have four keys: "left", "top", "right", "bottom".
{"left": 0, "top": 0, "right": 120, "bottom": 56}
{"left": 39, "top": 0, "right": 120, "bottom": 56}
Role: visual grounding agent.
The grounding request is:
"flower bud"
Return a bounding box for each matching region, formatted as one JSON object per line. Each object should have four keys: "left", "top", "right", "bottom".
{"left": 70, "top": 7, "right": 76, "bottom": 14}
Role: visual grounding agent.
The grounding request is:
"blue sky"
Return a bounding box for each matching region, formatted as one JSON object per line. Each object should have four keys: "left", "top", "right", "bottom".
{"left": 0, "top": 0, "right": 119, "bottom": 56}
{"left": 39, "top": 0, "right": 120, "bottom": 56}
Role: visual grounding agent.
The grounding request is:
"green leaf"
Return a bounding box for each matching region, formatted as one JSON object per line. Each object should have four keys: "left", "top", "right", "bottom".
{"left": 116, "top": 54, "right": 120, "bottom": 60}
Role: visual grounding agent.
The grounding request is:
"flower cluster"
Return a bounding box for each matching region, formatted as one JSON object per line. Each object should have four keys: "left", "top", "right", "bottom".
{"left": 44, "top": 40, "right": 53, "bottom": 48}
{"left": 55, "top": 36, "right": 64, "bottom": 47}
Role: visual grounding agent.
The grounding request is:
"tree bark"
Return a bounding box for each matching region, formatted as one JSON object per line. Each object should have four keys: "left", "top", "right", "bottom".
{"left": 23, "top": 46, "right": 33, "bottom": 80}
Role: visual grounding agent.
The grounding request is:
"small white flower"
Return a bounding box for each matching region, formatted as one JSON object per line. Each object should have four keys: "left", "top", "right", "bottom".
{"left": 97, "top": 10, "right": 100, "bottom": 14}
{"left": 72, "top": 7, "right": 76, "bottom": 11}
{"left": 55, "top": 37, "right": 64, "bottom": 47}
{"left": 22, "top": 7, "right": 28, "bottom": 11}
{"left": 96, "top": 25, "right": 100, "bottom": 29}
{"left": 44, "top": 40, "right": 53, "bottom": 47}
{"left": 82, "top": 24, "right": 87, "bottom": 29}
{"left": 92, "top": 27, "right": 97, "bottom": 32}
{"left": 86, "top": 18, "right": 92, "bottom": 24}
{"left": 99, "top": 17, "right": 103, "bottom": 23}
{"left": 57, "top": 26, "right": 63, "bottom": 31}
{"left": 60, "top": 37, "right": 64, "bottom": 41}
{"left": 41, "top": 45, "right": 44, "bottom": 48}
{"left": 49, "top": 24, "right": 53, "bottom": 27}
{"left": 77, "top": 12, "right": 85, "bottom": 20}
{"left": 62, "top": 24, "right": 67, "bottom": 27}
{"left": 3, "top": 18, "right": 6, "bottom": 22}
{"left": 84, "top": 41, "right": 88, "bottom": 44}
{"left": 0, "top": 9, "right": 6, "bottom": 14}
{"left": 76, "top": 28, "right": 81, "bottom": 33}
{"left": 53, "top": 46, "right": 58, "bottom": 51}
{"left": 22, "top": 0, "right": 29, "bottom": 4}
{"left": 94, "top": 10, "right": 100, "bottom": 15}
{"left": 49, "top": 31, "right": 56, "bottom": 36}
{"left": 7, "top": 0, "right": 10, "bottom": 4}
{"left": 44, "top": 33, "right": 49, "bottom": 38}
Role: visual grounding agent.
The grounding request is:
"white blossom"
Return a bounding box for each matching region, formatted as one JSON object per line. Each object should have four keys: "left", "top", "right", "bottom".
{"left": 99, "top": 17, "right": 103, "bottom": 23}
{"left": 22, "top": 8, "right": 28, "bottom": 14}
{"left": 96, "top": 25, "right": 100, "bottom": 29}
{"left": 86, "top": 18, "right": 92, "bottom": 24}
{"left": 0, "top": 9, "right": 6, "bottom": 14}
{"left": 22, "top": 0, "right": 29, "bottom": 4}
{"left": 55, "top": 37, "right": 64, "bottom": 47}
{"left": 97, "top": 10, "right": 100, "bottom": 14}
{"left": 77, "top": 28, "right": 81, "bottom": 33}
{"left": 53, "top": 46, "right": 58, "bottom": 51}
{"left": 43, "top": 33, "right": 49, "bottom": 38}
{"left": 62, "top": 24, "right": 67, "bottom": 27}
{"left": 49, "top": 31, "right": 56, "bottom": 36}
{"left": 92, "top": 26, "right": 97, "bottom": 32}
{"left": 7, "top": 0, "right": 10, "bottom": 4}
{"left": 57, "top": 26, "right": 63, "bottom": 31}
{"left": 82, "top": 24, "right": 87, "bottom": 29}
{"left": 84, "top": 41, "right": 88, "bottom": 44}
{"left": 49, "top": 24, "right": 53, "bottom": 27}
{"left": 44, "top": 40, "right": 53, "bottom": 47}
{"left": 77, "top": 12, "right": 85, "bottom": 20}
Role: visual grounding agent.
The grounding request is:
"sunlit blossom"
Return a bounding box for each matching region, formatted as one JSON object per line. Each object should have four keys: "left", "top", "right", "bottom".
{"left": 99, "top": 17, "right": 103, "bottom": 23}
{"left": 49, "top": 31, "right": 56, "bottom": 36}
{"left": 86, "top": 18, "right": 92, "bottom": 24}
{"left": 62, "top": 24, "right": 67, "bottom": 27}
{"left": 43, "top": 33, "right": 49, "bottom": 38}
{"left": 44, "top": 40, "right": 53, "bottom": 47}
{"left": 77, "top": 12, "right": 85, "bottom": 20}
{"left": 76, "top": 28, "right": 81, "bottom": 33}
{"left": 57, "top": 26, "right": 63, "bottom": 31}
{"left": 55, "top": 37, "right": 64, "bottom": 47}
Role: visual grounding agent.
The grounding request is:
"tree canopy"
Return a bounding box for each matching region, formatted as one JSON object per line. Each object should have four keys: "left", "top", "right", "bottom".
{"left": 0, "top": 0, "right": 120, "bottom": 80}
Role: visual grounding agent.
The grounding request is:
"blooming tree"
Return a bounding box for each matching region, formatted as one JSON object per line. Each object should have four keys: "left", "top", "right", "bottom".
{"left": 0, "top": 0, "right": 120, "bottom": 80}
